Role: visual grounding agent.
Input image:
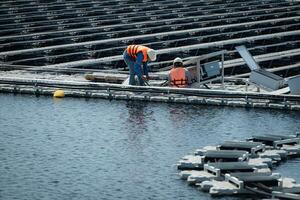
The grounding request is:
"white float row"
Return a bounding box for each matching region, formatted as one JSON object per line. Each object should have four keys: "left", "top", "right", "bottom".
{"left": 176, "top": 134, "right": 300, "bottom": 198}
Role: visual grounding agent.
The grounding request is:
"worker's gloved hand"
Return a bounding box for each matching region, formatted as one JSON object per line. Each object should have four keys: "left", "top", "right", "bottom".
{"left": 142, "top": 75, "right": 149, "bottom": 80}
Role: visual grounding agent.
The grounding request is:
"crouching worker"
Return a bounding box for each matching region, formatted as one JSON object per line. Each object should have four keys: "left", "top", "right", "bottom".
{"left": 123, "top": 45, "right": 157, "bottom": 86}
{"left": 168, "top": 57, "right": 192, "bottom": 88}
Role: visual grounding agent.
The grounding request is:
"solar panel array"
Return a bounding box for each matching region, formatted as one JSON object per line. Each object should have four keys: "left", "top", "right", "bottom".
{"left": 0, "top": 0, "right": 299, "bottom": 77}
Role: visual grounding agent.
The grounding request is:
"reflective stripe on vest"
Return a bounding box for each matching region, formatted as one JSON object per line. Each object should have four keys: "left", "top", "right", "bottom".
{"left": 170, "top": 67, "right": 188, "bottom": 87}
{"left": 127, "top": 45, "right": 149, "bottom": 62}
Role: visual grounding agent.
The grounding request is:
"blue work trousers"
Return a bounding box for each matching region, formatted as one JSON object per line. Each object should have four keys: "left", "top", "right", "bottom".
{"left": 123, "top": 51, "right": 144, "bottom": 86}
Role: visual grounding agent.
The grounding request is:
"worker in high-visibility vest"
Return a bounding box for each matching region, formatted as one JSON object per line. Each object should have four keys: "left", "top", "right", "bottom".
{"left": 123, "top": 45, "right": 157, "bottom": 86}
{"left": 168, "top": 57, "right": 192, "bottom": 88}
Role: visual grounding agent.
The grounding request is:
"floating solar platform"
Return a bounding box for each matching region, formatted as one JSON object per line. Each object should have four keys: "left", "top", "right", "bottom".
{"left": 217, "top": 141, "right": 265, "bottom": 157}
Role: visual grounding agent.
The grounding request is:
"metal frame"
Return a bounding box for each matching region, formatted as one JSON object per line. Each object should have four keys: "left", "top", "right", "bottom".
{"left": 182, "top": 50, "right": 226, "bottom": 88}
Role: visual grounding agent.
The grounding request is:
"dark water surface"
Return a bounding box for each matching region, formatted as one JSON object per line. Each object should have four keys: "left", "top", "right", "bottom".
{"left": 0, "top": 94, "right": 299, "bottom": 200}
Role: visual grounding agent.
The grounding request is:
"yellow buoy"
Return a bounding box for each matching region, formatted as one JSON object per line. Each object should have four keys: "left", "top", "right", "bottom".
{"left": 53, "top": 90, "right": 65, "bottom": 98}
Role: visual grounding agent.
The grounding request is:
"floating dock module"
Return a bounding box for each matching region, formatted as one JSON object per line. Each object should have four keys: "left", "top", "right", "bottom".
{"left": 281, "top": 144, "right": 300, "bottom": 157}
{"left": 187, "top": 162, "right": 270, "bottom": 185}
{"left": 217, "top": 141, "right": 265, "bottom": 157}
{"left": 205, "top": 162, "right": 257, "bottom": 177}
{"left": 258, "top": 149, "right": 288, "bottom": 162}
{"left": 204, "top": 173, "right": 300, "bottom": 196}
{"left": 179, "top": 170, "right": 214, "bottom": 181}
{"left": 177, "top": 155, "right": 203, "bottom": 170}
{"left": 203, "top": 150, "right": 249, "bottom": 163}
{"left": 249, "top": 135, "right": 300, "bottom": 148}
{"left": 194, "top": 146, "right": 217, "bottom": 156}
{"left": 226, "top": 172, "right": 300, "bottom": 195}
{"left": 201, "top": 172, "right": 282, "bottom": 196}
{"left": 184, "top": 170, "right": 216, "bottom": 185}
{"left": 177, "top": 150, "right": 249, "bottom": 170}
{"left": 248, "top": 157, "right": 272, "bottom": 169}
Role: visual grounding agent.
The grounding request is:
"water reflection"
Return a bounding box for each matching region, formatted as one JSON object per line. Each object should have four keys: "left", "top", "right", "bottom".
{"left": 168, "top": 104, "right": 188, "bottom": 124}
{"left": 167, "top": 104, "right": 223, "bottom": 127}
{"left": 125, "top": 101, "right": 150, "bottom": 140}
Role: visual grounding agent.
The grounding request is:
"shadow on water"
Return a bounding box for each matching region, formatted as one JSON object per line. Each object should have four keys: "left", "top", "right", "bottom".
{"left": 126, "top": 101, "right": 149, "bottom": 135}
{"left": 124, "top": 101, "right": 156, "bottom": 147}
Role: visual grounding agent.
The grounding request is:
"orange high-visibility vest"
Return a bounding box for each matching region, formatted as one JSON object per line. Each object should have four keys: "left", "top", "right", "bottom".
{"left": 127, "top": 45, "right": 149, "bottom": 62}
{"left": 169, "top": 67, "right": 188, "bottom": 87}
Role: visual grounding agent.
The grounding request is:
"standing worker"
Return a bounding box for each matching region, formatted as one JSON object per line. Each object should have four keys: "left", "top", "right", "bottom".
{"left": 123, "top": 45, "right": 157, "bottom": 86}
{"left": 168, "top": 57, "right": 192, "bottom": 88}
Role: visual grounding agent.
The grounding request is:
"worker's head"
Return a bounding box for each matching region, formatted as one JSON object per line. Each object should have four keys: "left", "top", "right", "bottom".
{"left": 147, "top": 49, "right": 157, "bottom": 62}
{"left": 173, "top": 57, "right": 183, "bottom": 68}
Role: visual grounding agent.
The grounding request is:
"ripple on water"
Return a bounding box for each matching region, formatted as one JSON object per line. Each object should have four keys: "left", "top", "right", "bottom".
{"left": 0, "top": 94, "right": 299, "bottom": 200}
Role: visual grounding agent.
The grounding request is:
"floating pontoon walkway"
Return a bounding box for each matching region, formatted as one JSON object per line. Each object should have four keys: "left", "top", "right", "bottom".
{"left": 1, "top": 76, "right": 300, "bottom": 110}
{"left": 0, "top": 0, "right": 299, "bottom": 110}
{"left": 177, "top": 133, "right": 300, "bottom": 199}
